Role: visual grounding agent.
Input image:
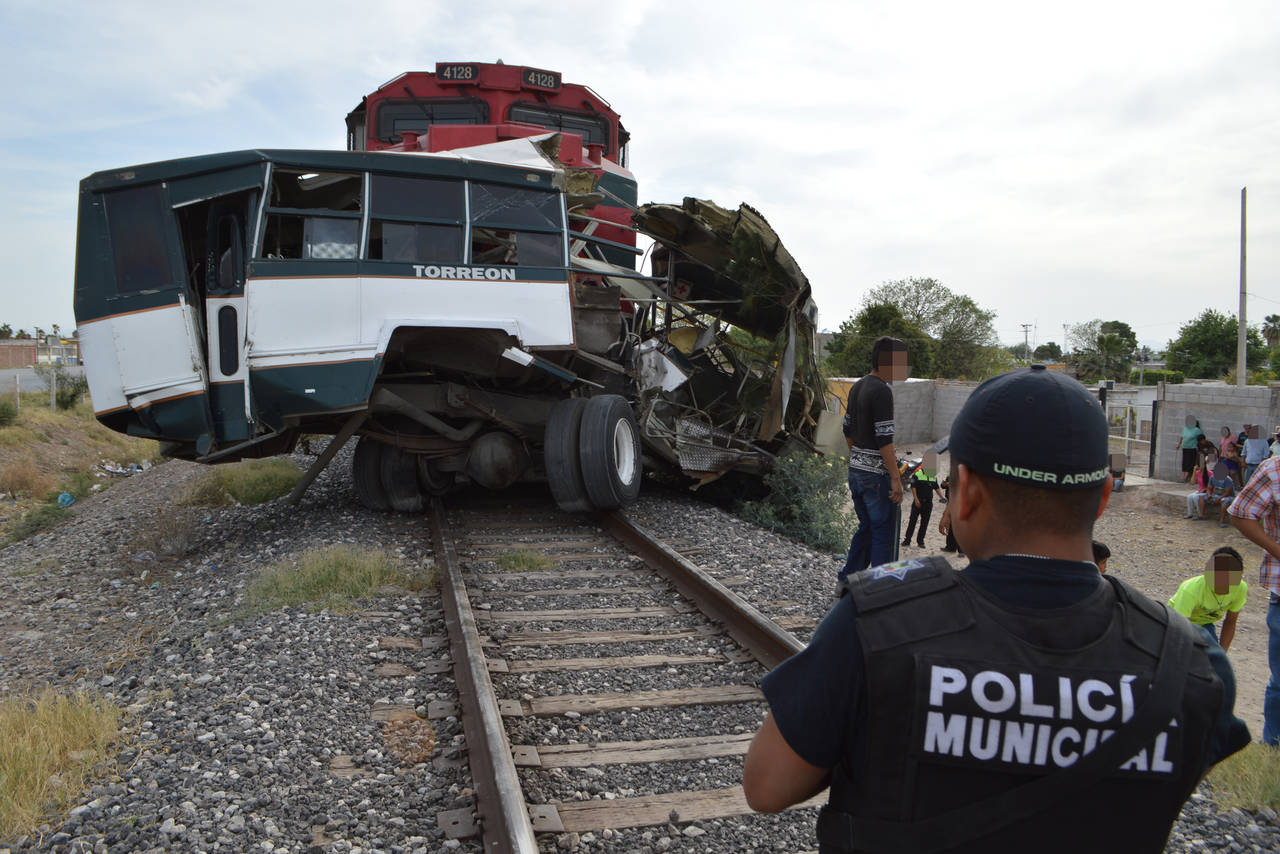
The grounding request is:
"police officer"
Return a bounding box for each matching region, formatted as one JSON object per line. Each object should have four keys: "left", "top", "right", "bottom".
{"left": 743, "top": 366, "right": 1249, "bottom": 854}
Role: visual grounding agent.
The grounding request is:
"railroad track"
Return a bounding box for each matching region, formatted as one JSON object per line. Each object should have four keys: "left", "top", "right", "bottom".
{"left": 419, "top": 491, "right": 821, "bottom": 852}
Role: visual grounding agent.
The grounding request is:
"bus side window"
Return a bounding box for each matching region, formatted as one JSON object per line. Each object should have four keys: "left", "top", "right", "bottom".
{"left": 469, "top": 182, "right": 563, "bottom": 267}
{"left": 259, "top": 169, "right": 362, "bottom": 260}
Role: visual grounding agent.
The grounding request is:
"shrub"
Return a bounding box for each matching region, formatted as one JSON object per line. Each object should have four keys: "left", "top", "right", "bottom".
{"left": 1128, "top": 368, "right": 1184, "bottom": 385}
{"left": 738, "top": 451, "right": 856, "bottom": 554}
{"left": 32, "top": 365, "right": 89, "bottom": 410}
{"left": 0, "top": 398, "right": 16, "bottom": 426}
{"left": 180, "top": 458, "right": 301, "bottom": 506}
{"left": 5, "top": 504, "right": 66, "bottom": 542}
{"left": 244, "top": 544, "right": 428, "bottom": 614}
{"left": 0, "top": 690, "right": 121, "bottom": 840}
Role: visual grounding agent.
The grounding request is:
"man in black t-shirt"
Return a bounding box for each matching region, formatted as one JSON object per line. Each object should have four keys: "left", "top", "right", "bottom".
{"left": 839, "top": 336, "right": 908, "bottom": 579}
{"left": 744, "top": 366, "right": 1250, "bottom": 853}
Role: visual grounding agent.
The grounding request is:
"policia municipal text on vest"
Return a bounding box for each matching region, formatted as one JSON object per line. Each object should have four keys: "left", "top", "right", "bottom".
{"left": 817, "top": 558, "right": 1219, "bottom": 854}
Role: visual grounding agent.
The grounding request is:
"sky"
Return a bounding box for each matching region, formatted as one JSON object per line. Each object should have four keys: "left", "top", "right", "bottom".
{"left": 2, "top": 0, "right": 1278, "bottom": 352}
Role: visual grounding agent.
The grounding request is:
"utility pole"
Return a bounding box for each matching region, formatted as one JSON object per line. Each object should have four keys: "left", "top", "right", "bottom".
{"left": 1238, "top": 187, "right": 1248, "bottom": 387}
{"left": 1021, "top": 324, "right": 1033, "bottom": 364}
{"left": 1063, "top": 323, "right": 1070, "bottom": 360}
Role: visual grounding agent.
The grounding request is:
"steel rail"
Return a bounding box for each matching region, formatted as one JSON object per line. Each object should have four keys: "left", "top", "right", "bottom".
{"left": 427, "top": 498, "right": 540, "bottom": 854}
{"left": 595, "top": 510, "right": 805, "bottom": 670}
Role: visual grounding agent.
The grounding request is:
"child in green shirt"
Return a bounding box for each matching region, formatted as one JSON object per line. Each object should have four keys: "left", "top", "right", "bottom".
{"left": 1168, "top": 546, "right": 1248, "bottom": 652}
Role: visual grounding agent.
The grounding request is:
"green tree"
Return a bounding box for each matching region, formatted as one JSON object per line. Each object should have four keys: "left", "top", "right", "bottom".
{"left": 824, "top": 302, "right": 934, "bottom": 377}
{"left": 861, "top": 277, "right": 951, "bottom": 331}
{"left": 14, "top": 329, "right": 30, "bottom": 339}
{"left": 1007, "top": 343, "right": 1032, "bottom": 362}
{"left": 933, "top": 294, "right": 1000, "bottom": 379}
{"left": 853, "top": 278, "right": 999, "bottom": 379}
{"left": 0, "top": 323, "right": 10, "bottom": 339}
{"left": 1032, "top": 341, "right": 1062, "bottom": 361}
{"left": 1165, "top": 310, "right": 1266, "bottom": 379}
{"left": 1069, "top": 319, "right": 1137, "bottom": 381}
{"left": 1264, "top": 314, "right": 1280, "bottom": 348}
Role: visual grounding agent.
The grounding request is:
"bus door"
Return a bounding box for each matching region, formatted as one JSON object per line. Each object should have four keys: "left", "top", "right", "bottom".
{"left": 166, "top": 167, "right": 264, "bottom": 448}
{"left": 203, "top": 195, "right": 256, "bottom": 442}
{"left": 91, "top": 182, "right": 217, "bottom": 449}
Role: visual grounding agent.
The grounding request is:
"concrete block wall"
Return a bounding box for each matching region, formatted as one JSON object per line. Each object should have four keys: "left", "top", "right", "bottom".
{"left": 932, "top": 381, "right": 978, "bottom": 441}
{"left": 1153, "top": 384, "right": 1280, "bottom": 481}
{"left": 892, "top": 380, "right": 938, "bottom": 446}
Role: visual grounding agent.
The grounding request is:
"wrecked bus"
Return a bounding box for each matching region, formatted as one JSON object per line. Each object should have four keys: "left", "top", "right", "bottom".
{"left": 72, "top": 62, "right": 827, "bottom": 513}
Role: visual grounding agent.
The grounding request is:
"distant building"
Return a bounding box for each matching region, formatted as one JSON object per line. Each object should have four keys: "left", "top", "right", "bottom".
{"left": 35, "top": 335, "right": 80, "bottom": 366}
{"left": 0, "top": 339, "right": 37, "bottom": 368}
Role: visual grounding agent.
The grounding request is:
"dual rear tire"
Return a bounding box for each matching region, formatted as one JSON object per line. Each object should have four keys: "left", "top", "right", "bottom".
{"left": 352, "top": 438, "right": 454, "bottom": 513}
{"left": 545, "top": 395, "right": 642, "bottom": 513}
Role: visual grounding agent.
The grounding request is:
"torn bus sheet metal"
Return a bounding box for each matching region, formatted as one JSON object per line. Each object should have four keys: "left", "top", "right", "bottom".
{"left": 567, "top": 195, "right": 827, "bottom": 485}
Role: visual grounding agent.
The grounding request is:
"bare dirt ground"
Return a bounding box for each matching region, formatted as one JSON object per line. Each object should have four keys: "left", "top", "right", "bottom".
{"left": 905, "top": 480, "right": 1271, "bottom": 740}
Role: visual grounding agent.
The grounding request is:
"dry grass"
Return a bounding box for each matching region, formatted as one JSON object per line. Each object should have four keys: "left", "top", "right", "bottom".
{"left": 1208, "top": 742, "right": 1280, "bottom": 810}
{"left": 244, "top": 545, "right": 429, "bottom": 614}
{"left": 179, "top": 458, "right": 301, "bottom": 507}
{"left": 496, "top": 548, "right": 554, "bottom": 571}
{"left": 0, "top": 690, "right": 121, "bottom": 840}
{"left": 0, "top": 393, "right": 161, "bottom": 540}
{"left": 0, "top": 459, "right": 55, "bottom": 499}
{"left": 128, "top": 506, "right": 202, "bottom": 561}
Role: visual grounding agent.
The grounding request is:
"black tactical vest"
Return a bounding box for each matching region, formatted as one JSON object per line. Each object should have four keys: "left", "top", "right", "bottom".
{"left": 820, "top": 558, "right": 1221, "bottom": 854}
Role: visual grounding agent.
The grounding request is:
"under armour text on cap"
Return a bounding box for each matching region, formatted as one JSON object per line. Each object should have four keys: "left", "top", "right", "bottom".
{"left": 949, "top": 365, "right": 1109, "bottom": 490}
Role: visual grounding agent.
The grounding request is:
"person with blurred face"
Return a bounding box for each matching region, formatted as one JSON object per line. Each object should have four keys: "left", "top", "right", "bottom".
{"left": 839, "top": 336, "right": 908, "bottom": 580}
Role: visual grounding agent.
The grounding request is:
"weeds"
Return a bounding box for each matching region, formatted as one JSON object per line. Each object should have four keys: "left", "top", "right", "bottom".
{"left": 129, "top": 506, "right": 201, "bottom": 561}
{"left": 737, "top": 451, "right": 857, "bottom": 554}
{"left": 6, "top": 504, "right": 67, "bottom": 543}
{"left": 0, "top": 459, "right": 55, "bottom": 500}
{"left": 0, "top": 690, "right": 121, "bottom": 840}
{"left": 244, "top": 545, "right": 428, "bottom": 614}
{"left": 496, "top": 548, "right": 554, "bottom": 571}
{"left": 0, "top": 398, "right": 15, "bottom": 427}
{"left": 1208, "top": 743, "right": 1280, "bottom": 811}
{"left": 179, "top": 458, "right": 301, "bottom": 507}
{"left": 32, "top": 365, "right": 90, "bottom": 411}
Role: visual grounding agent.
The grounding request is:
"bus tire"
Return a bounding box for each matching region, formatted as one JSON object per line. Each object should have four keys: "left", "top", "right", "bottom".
{"left": 380, "top": 445, "right": 425, "bottom": 513}
{"left": 579, "top": 395, "right": 642, "bottom": 510}
{"left": 545, "top": 397, "right": 591, "bottom": 513}
{"left": 417, "top": 456, "right": 455, "bottom": 497}
{"left": 352, "top": 438, "right": 392, "bottom": 512}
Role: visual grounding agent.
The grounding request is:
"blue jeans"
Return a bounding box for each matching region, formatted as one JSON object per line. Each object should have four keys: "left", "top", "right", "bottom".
{"left": 1246, "top": 463, "right": 1260, "bottom": 485}
{"left": 1265, "top": 594, "right": 1280, "bottom": 745}
{"left": 841, "top": 469, "right": 895, "bottom": 578}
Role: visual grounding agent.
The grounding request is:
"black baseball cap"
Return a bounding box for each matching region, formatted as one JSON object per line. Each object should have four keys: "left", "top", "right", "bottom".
{"left": 950, "top": 365, "right": 1109, "bottom": 490}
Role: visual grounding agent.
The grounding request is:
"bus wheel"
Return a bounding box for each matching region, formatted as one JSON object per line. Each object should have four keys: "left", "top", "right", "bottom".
{"left": 380, "top": 445, "right": 425, "bottom": 513}
{"left": 417, "top": 457, "right": 455, "bottom": 497}
{"left": 352, "top": 438, "right": 391, "bottom": 512}
{"left": 545, "top": 398, "right": 591, "bottom": 513}
{"left": 579, "top": 395, "right": 642, "bottom": 510}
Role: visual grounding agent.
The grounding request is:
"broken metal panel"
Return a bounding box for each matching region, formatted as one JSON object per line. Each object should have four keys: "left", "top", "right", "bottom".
{"left": 675, "top": 418, "right": 772, "bottom": 481}
{"left": 636, "top": 339, "right": 690, "bottom": 393}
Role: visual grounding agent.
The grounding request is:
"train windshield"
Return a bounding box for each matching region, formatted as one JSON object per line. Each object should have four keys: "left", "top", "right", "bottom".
{"left": 374, "top": 100, "right": 489, "bottom": 144}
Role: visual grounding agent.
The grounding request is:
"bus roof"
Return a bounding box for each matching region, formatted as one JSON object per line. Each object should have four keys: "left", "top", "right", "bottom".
{"left": 80, "top": 142, "right": 564, "bottom": 194}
